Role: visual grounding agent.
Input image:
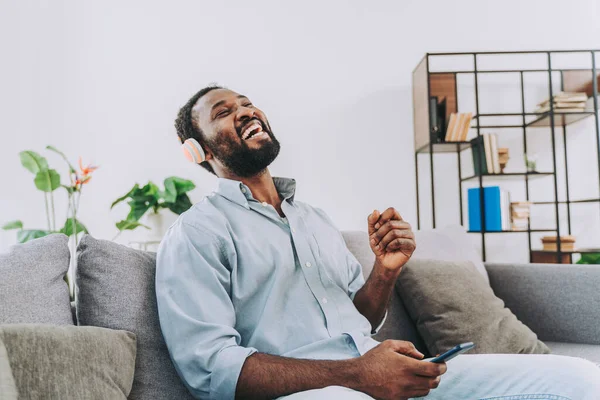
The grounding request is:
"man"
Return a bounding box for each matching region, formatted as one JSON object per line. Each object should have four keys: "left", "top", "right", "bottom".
{"left": 156, "top": 85, "right": 600, "bottom": 400}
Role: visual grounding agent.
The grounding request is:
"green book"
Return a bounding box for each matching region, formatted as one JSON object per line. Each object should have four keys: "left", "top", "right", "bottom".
{"left": 471, "top": 136, "right": 488, "bottom": 175}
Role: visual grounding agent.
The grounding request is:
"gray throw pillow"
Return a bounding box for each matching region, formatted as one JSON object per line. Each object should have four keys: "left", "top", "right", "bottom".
{"left": 76, "top": 235, "right": 194, "bottom": 400}
{"left": 0, "top": 234, "right": 73, "bottom": 325}
{"left": 0, "top": 324, "right": 136, "bottom": 399}
{"left": 0, "top": 335, "right": 18, "bottom": 400}
{"left": 397, "top": 258, "right": 550, "bottom": 356}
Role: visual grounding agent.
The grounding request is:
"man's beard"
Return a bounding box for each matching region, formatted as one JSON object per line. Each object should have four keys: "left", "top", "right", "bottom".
{"left": 206, "top": 129, "right": 281, "bottom": 178}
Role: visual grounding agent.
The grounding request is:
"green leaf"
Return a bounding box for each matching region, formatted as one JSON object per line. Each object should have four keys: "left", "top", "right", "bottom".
{"left": 19, "top": 151, "right": 49, "bottom": 174}
{"left": 126, "top": 200, "right": 153, "bottom": 222}
{"left": 116, "top": 220, "right": 150, "bottom": 231}
{"left": 59, "top": 218, "right": 89, "bottom": 236}
{"left": 163, "top": 180, "right": 178, "bottom": 203}
{"left": 111, "top": 184, "right": 140, "bottom": 209}
{"left": 165, "top": 193, "right": 193, "bottom": 215}
{"left": 577, "top": 253, "right": 600, "bottom": 264}
{"left": 17, "top": 230, "right": 53, "bottom": 243}
{"left": 46, "top": 146, "right": 76, "bottom": 174}
{"left": 2, "top": 220, "right": 23, "bottom": 230}
{"left": 34, "top": 169, "right": 61, "bottom": 192}
{"left": 164, "top": 177, "right": 195, "bottom": 195}
{"left": 131, "top": 182, "right": 159, "bottom": 202}
{"left": 62, "top": 185, "right": 75, "bottom": 194}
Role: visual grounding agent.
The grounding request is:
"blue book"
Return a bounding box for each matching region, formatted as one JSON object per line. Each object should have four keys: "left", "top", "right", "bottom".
{"left": 484, "top": 186, "right": 502, "bottom": 231}
{"left": 467, "top": 188, "right": 481, "bottom": 231}
{"left": 467, "top": 186, "right": 502, "bottom": 232}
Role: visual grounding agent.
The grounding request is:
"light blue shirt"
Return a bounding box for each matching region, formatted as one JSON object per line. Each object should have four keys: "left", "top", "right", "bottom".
{"left": 156, "top": 177, "right": 384, "bottom": 400}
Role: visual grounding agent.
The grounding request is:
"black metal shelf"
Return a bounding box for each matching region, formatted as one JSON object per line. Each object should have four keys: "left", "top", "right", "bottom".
{"left": 468, "top": 229, "right": 556, "bottom": 234}
{"left": 532, "top": 248, "right": 600, "bottom": 254}
{"left": 461, "top": 172, "right": 553, "bottom": 182}
{"left": 415, "top": 141, "right": 471, "bottom": 154}
{"left": 414, "top": 50, "right": 600, "bottom": 263}
{"left": 468, "top": 112, "right": 596, "bottom": 128}
{"left": 533, "top": 198, "right": 600, "bottom": 205}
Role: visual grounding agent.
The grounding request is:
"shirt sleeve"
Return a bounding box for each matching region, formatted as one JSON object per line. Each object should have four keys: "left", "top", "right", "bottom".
{"left": 155, "top": 220, "right": 258, "bottom": 400}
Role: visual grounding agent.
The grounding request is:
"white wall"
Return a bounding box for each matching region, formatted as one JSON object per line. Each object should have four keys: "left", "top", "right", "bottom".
{"left": 1, "top": 0, "right": 599, "bottom": 259}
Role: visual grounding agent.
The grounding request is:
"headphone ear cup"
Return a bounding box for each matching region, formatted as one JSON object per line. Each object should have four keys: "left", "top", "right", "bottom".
{"left": 182, "top": 138, "right": 206, "bottom": 164}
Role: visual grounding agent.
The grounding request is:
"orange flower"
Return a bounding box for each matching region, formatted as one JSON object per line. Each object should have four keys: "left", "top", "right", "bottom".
{"left": 79, "top": 157, "right": 98, "bottom": 176}
{"left": 75, "top": 157, "right": 98, "bottom": 187}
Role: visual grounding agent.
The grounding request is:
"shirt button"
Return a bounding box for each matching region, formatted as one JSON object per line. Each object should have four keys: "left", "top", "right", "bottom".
{"left": 261, "top": 202, "right": 268, "bottom": 207}
{"left": 305, "top": 261, "right": 312, "bottom": 268}
{"left": 322, "top": 298, "right": 328, "bottom": 304}
{"left": 291, "top": 228, "right": 296, "bottom": 234}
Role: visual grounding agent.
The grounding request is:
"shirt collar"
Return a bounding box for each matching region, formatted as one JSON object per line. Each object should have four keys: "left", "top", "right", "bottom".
{"left": 215, "top": 176, "right": 297, "bottom": 207}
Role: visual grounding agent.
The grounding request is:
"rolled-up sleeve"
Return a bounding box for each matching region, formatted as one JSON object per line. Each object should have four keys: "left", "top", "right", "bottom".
{"left": 156, "top": 220, "right": 258, "bottom": 400}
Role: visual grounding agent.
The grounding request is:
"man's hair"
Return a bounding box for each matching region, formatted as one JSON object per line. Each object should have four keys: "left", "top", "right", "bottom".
{"left": 174, "top": 84, "right": 224, "bottom": 175}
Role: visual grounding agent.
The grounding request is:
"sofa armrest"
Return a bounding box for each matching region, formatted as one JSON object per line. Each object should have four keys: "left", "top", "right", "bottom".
{"left": 485, "top": 262, "right": 600, "bottom": 345}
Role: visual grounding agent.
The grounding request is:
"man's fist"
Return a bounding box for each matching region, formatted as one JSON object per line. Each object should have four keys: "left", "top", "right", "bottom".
{"left": 368, "top": 207, "right": 416, "bottom": 274}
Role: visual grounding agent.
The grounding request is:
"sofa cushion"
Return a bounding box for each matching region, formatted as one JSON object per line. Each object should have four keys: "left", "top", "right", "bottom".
{"left": 0, "top": 234, "right": 73, "bottom": 325}
{"left": 0, "top": 324, "right": 136, "bottom": 399}
{"left": 545, "top": 342, "right": 600, "bottom": 365}
{"left": 341, "top": 231, "right": 427, "bottom": 354}
{"left": 397, "top": 258, "right": 550, "bottom": 356}
{"left": 76, "top": 235, "right": 194, "bottom": 400}
{"left": 0, "top": 335, "right": 18, "bottom": 400}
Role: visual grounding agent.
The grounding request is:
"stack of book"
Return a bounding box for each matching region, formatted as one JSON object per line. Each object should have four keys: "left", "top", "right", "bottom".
{"left": 467, "top": 186, "right": 511, "bottom": 232}
{"left": 541, "top": 235, "right": 576, "bottom": 251}
{"left": 510, "top": 201, "right": 531, "bottom": 231}
{"left": 444, "top": 112, "right": 473, "bottom": 142}
{"left": 535, "top": 92, "right": 588, "bottom": 113}
{"left": 470, "top": 133, "right": 501, "bottom": 175}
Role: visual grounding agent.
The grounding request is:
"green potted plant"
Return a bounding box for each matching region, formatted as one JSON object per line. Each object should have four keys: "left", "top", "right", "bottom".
{"left": 576, "top": 253, "right": 600, "bottom": 264}
{"left": 111, "top": 177, "right": 196, "bottom": 240}
{"left": 2, "top": 146, "right": 98, "bottom": 298}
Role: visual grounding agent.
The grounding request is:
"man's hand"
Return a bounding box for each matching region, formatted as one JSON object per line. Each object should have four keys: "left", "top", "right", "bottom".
{"left": 368, "top": 207, "right": 416, "bottom": 274}
{"left": 351, "top": 340, "right": 446, "bottom": 400}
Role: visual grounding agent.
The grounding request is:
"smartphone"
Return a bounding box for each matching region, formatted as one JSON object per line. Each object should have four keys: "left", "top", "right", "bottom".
{"left": 429, "top": 342, "right": 475, "bottom": 363}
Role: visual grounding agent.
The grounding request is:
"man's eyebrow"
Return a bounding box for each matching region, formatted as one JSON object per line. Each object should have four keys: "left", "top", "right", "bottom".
{"left": 210, "top": 95, "right": 249, "bottom": 112}
{"left": 211, "top": 100, "right": 227, "bottom": 111}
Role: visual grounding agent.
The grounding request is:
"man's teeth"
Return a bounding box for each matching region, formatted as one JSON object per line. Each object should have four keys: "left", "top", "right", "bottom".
{"left": 242, "top": 123, "right": 263, "bottom": 140}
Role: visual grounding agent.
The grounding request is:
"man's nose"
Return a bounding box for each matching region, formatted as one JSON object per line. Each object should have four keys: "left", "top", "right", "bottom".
{"left": 237, "top": 105, "right": 255, "bottom": 122}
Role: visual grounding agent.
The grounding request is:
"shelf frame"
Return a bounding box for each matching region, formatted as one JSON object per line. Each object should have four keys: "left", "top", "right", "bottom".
{"left": 414, "top": 50, "right": 600, "bottom": 263}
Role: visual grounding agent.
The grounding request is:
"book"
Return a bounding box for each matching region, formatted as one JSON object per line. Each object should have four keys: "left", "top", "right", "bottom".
{"left": 445, "top": 113, "right": 457, "bottom": 142}
{"left": 459, "top": 113, "right": 473, "bottom": 141}
{"left": 467, "top": 188, "right": 482, "bottom": 232}
{"left": 484, "top": 186, "right": 502, "bottom": 231}
{"left": 490, "top": 134, "right": 500, "bottom": 174}
{"left": 429, "top": 97, "right": 440, "bottom": 142}
{"left": 451, "top": 113, "right": 465, "bottom": 141}
{"left": 500, "top": 190, "right": 511, "bottom": 231}
{"left": 470, "top": 136, "right": 488, "bottom": 175}
{"left": 483, "top": 134, "right": 493, "bottom": 174}
{"left": 467, "top": 186, "right": 505, "bottom": 232}
{"left": 555, "top": 101, "right": 587, "bottom": 108}
{"left": 437, "top": 97, "right": 447, "bottom": 141}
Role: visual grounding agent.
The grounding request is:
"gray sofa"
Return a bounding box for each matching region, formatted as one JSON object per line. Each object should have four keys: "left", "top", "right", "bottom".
{"left": 342, "top": 230, "right": 600, "bottom": 364}
{"left": 2, "top": 226, "right": 599, "bottom": 399}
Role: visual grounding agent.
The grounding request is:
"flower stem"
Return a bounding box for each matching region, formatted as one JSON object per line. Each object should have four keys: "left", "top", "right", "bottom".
{"left": 44, "top": 193, "right": 51, "bottom": 231}
{"left": 49, "top": 191, "right": 57, "bottom": 231}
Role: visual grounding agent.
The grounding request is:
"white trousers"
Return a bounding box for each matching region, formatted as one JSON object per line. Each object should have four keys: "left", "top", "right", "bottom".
{"left": 277, "top": 354, "right": 600, "bottom": 400}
